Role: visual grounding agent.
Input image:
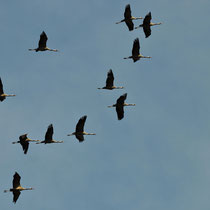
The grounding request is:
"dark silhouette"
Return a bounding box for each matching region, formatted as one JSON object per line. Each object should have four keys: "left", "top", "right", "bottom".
{"left": 108, "top": 93, "right": 135, "bottom": 120}
{"left": 116, "top": 4, "right": 143, "bottom": 31}
{"left": 67, "top": 115, "right": 96, "bottom": 142}
{"left": 0, "top": 77, "right": 16, "bottom": 102}
{"left": 135, "top": 12, "right": 162, "bottom": 38}
{"left": 29, "top": 31, "right": 58, "bottom": 52}
{"left": 124, "top": 38, "right": 151, "bottom": 62}
{"left": 98, "top": 69, "right": 124, "bottom": 90}
{"left": 4, "top": 172, "right": 34, "bottom": 203}
{"left": 36, "top": 124, "right": 63, "bottom": 144}
{"left": 12, "top": 134, "right": 40, "bottom": 154}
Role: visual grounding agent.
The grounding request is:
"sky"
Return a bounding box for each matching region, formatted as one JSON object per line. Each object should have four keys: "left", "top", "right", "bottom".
{"left": 1, "top": 0, "right": 210, "bottom": 209}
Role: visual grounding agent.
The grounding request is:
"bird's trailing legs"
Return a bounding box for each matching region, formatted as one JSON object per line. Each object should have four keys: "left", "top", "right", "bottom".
{"left": 116, "top": 16, "right": 143, "bottom": 24}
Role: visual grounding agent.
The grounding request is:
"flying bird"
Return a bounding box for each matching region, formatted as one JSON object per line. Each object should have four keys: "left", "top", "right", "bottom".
{"left": 0, "top": 77, "right": 16, "bottom": 102}
{"left": 12, "top": 134, "right": 40, "bottom": 154}
{"left": 67, "top": 115, "right": 96, "bottom": 142}
{"left": 135, "top": 12, "right": 162, "bottom": 38}
{"left": 98, "top": 69, "right": 124, "bottom": 90}
{"left": 36, "top": 124, "right": 63, "bottom": 144}
{"left": 108, "top": 93, "right": 135, "bottom": 120}
{"left": 124, "top": 38, "right": 151, "bottom": 62}
{"left": 29, "top": 31, "right": 58, "bottom": 52}
{"left": 4, "top": 172, "right": 34, "bottom": 203}
{"left": 116, "top": 4, "right": 143, "bottom": 31}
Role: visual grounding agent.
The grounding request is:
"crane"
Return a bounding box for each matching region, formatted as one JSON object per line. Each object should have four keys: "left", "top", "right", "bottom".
{"left": 36, "top": 124, "right": 63, "bottom": 144}
{"left": 0, "top": 77, "right": 15, "bottom": 102}
{"left": 116, "top": 4, "right": 143, "bottom": 31}
{"left": 124, "top": 38, "right": 151, "bottom": 62}
{"left": 67, "top": 115, "right": 96, "bottom": 142}
{"left": 108, "top": 93, "right": 135, "bottom": 120}
{"left": 98, "top": 69, "right": 124, "bottom": 90}
{"left": 135, "top": 12, "right": 162, "bottom": 38}
{"left": 29, "top": 31, "right": 58, "bottom": 52}
{"left": 4, "top": 172, "right": 34, "bottom": 203}
{"left": 12, "top": 134, "right": 40, "bottom": 154}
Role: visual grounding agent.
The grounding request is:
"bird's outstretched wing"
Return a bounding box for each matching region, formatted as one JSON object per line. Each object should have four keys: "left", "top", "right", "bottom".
{"left": 143, "top": 12, "right": 152, "bottom": 38}
{"left": 132, "top": 38, "right": 140, "bottom": 57}
{"left": 38, "top": 31, "right": 48, "bottom": 48}
{"left": 116, "top": 104, "right": 124, "bottom": 120}
{"left": 0, "top": 77, "right": 4, "bottom": 95}
{"left": 76, "top": 116, "right": 87, "bottom": 132}
{"left": 19, "top": 134, "right": 27, "bottom": 142}
{"left": 124, "top": 4, "right": 132, "bottom": 19}
{"left": 13, "top": 191, "right": 21, "bottom": 203}
{"left": 21, "top": 142, "right": 29, "bottom": 154}
{"left": 13, "top": 172, "right": 21, "bottom": 189}
{"left": 143, "top": 25, "right": 151, "bottom": 38}
{"left": 143, "top": 12, "right": 152, "bottom": 25}
{"left": 117, "top": 93, "right": 127, "bottom": 105}
{"left": 106, "top": 69, "right": 114, "bottom": 88}
{"left": 19, "top": 134, "right": 29, "bottom": 154}
{"left": 45, "top": 124, "right": 53, "bottom": 141}
{"left": 125, "top": 20, "right": 134, "bottom": 31}
{"left": 76, "top": 134, "right": 84, "bottom": 142}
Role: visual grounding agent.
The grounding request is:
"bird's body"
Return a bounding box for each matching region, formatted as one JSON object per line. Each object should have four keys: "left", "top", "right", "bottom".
{"left": 98, "top": 69, "right": 124, "bottom": 90}
{"left": 4, "top": 172, "right": 33, "bottom": 203}
{"left": 12, "top": 134, "right": 40, "bottom": 154}
{"left": 108, "top": 93, "right": 135, "bottom": 120}
{"left": 29, "top": 31, "right": 58, "bottom": 52}
{"left": 116, "top": 4, "right": 143, "bottom": 31}
{"left": 67, "top": 116, "right": 96, "bottom": 142}
{"left": 36, "top": 124, "right": 63, "bottom": 144}
{"left": 0, "top": 78, "right": 16, "bottom": 102}
{"left": 124, "top": 38, "right": 151, "bottom": 62}
{"left": 135, "top": 12, "right": 162, "bottom": 38}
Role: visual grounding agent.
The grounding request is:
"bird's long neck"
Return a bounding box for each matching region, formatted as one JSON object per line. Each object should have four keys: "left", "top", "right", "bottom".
{"left": 150, "top": 22, "right": 162, "bottom": 26}
{"left": 67, "top": 132, "right": 75, "bottom": 136}
{"left": 108, "top": 104, "right": 116, "bottom": 108}
{"left": 134, "top": 24, "right": 143, "bottom": 29}
{"left": 124, "top": 103, "right": 136, "bottom": 106}
{"left": 12, "top": 141, "right": 20, "bottom": 144}
{"left": 123, "top": 56, "right": 133, "bottom": 60}
{"left": 116, "top": 19, "right": 125, "bottom": 24}
{"left": 4, "top": 189, "right": 9, "bottom": 193}
{"left": 36, "top": 140, "right": 44, "bottom": 144}
{"left": 28, "top": 48, "right": 36, "bottom": 51}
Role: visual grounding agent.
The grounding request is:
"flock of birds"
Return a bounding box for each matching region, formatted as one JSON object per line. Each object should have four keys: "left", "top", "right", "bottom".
{"left": 3, "top": 4, "right": 162, "bottom": 204}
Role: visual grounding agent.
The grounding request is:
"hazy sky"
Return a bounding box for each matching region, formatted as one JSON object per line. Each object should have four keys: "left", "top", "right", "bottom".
{"left": 1, "top": 0, "right": 210, "bottom": 209}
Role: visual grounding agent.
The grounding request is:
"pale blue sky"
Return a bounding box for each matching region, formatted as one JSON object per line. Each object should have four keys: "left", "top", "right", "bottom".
{"left": 1, "top": 0, "right": 210, "bottom": 209}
